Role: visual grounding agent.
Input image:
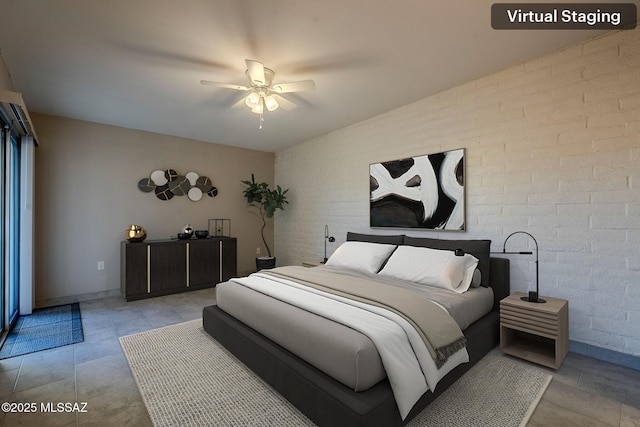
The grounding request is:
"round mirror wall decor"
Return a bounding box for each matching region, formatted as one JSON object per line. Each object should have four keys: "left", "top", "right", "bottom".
{"left": 164, "top": 169, "right": 178, "bottom": 182}
{"left": 150, "top": 169, "right": 168, "bottom": 186}
{"left": 186, "top": 172, "right": 199, "bottom": 186}
{"left": 138, "top": 168, "right": 219, "bottom": 202}
{"left": 168, "top": 175, "right": 191, "bottom": 196}
{"left": 196, "top": 176, "right": 213, "bottom": 193}
{"left": 188, "top": 187, "right": 203, "bottom": 201}
{"left": 138, "top": 177, "right": 155, "bottom": 192}
{"left": 155, "top": 184, "right": 174, "bottom": 201}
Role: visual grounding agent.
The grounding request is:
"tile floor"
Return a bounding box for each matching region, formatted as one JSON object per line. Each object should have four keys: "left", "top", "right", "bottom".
{"left": 0, "top": 288, "right": 638, "bottom": 427}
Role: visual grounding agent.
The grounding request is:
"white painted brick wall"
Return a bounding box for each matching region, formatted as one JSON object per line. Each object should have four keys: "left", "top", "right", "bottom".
{"left": 275, "top": 28, "right": 640, "bottom": 357}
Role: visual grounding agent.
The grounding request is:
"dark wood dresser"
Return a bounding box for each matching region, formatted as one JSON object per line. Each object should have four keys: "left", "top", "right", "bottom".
{"left": 121, "top": 237, "right": 237, "bottom": 301}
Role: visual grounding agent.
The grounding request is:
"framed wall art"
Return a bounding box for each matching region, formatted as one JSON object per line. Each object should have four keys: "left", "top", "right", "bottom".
{"left": 369, "top": 148, "right": 465, "bottom": 230}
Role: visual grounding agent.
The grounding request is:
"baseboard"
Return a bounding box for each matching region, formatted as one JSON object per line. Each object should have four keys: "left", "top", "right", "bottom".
{"left": 35, "top": 288, "right": 121, "bottom": 309}
{"left": 570, "top": 340, "right": 640, "bottom": 371}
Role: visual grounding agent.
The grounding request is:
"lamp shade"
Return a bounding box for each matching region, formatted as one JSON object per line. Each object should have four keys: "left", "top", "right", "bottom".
{"left": 245, "top": 92, "right": 260, "bottom": 108}
{"left": 264, "top": 95, "right": 279, "bottom": 112}
{"left": 251, "top": 98, "right": 264, "bottom": 114}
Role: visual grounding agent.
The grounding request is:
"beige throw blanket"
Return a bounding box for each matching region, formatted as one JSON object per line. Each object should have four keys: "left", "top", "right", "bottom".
{"left": 263, "top": 266, "right": 466, "bottom": 368}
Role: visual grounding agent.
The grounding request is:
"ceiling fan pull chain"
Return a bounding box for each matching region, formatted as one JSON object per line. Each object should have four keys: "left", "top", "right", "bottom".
{"left": 259, "top": 113, "right": 264, "bottom": 130}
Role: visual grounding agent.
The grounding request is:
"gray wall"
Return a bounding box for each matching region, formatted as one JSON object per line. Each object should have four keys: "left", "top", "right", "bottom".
{"left": 33, "top": 113, "right": 275, "bottom": 304}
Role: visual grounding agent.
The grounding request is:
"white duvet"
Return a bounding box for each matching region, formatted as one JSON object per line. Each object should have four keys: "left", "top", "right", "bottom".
{"left": 231, "top": 272, "right": 469, "bottom": 420}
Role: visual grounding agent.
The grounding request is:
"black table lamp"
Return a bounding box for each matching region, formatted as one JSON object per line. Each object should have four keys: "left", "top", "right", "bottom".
{"left": 502, "top": 231, "right": 546, "bottom": 303}
{"left": 324, "top": 225, "right": 335, "bottom": 263}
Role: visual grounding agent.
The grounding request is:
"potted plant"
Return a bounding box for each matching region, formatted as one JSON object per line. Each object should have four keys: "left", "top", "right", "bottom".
{"left": 241, "top": 174, "right": 289, "bottom": 270}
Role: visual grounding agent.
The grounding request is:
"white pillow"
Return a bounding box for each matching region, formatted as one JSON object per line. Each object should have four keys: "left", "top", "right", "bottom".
{"left": 378, "top": 246, "right": 479, "bottom": 293}
{"left": 325, "top": 241, "right": 397, "bottom": 274}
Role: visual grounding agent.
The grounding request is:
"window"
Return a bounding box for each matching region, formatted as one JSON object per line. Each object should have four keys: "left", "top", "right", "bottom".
{"left": 0, "top": 125, "right": 24, "bottom": 340}
{"left": 0, "top": 93, "right": 38, "bottom": 344}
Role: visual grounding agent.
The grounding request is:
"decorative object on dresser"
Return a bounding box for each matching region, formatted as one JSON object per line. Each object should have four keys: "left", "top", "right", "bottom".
{"left": 208, "top": 218, "right": 231, "bottom": 237}
{"left": 241, "top": 173, "right": 289, "bottom": 270}
{"left": 323, "top": 224, "right": 335, "bottom": 263}
{"left": 500, "top": 292, "right": 568, "bottom": 369}
{"left": 499, "top": 231, "right": 544, "bottom": 303}
{"left": 138, "top": 168, "right": 219, "bottom": 202}
{"left": 369, "top": 148, "right": 465, "bottom": 230}
{"left": 125, "top": 224, "right": 147, "bottom": 242}
{"left": 120, "top": 237, "right": 237, "bottom": 301}
{"left": 177, "top": 224, "right": 194, "bottom": 240}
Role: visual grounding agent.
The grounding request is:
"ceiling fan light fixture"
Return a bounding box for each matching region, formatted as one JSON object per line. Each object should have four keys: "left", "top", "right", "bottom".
{"left": 200, "top": 59, "right": 313, "bottom": 129}
{"left": 251, "top": 98, "right": 264, "bottom": 114}
{"left": 264, "top": 95, "right": 279, "bottom": 112}
{"left": 245, "top": 92, "right": 260, "bottom": 108}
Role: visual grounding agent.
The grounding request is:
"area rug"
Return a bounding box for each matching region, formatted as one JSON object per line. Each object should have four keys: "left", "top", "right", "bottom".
{"left": 0, "top": 302, "right": 84, "bottom": 359}
{"left": 121, "top": 319, "right": 551, "bottom": 427}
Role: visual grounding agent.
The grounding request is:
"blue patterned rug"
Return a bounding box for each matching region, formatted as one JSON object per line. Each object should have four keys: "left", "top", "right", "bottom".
{"left": 0, "top": 303, "right": 84, "bottom": 359}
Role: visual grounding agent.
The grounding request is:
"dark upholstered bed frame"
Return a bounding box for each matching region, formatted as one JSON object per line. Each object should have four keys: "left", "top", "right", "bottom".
{"left": 203, "top": 234, "right": 510, "bottom": 426}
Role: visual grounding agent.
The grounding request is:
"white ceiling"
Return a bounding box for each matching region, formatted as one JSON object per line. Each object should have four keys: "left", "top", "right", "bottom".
{"left": 0, "top": 0, "right": 634, "bottom": 152}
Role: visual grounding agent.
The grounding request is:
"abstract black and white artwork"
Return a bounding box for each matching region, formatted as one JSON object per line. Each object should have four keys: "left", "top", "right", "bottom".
{"left": 369, "top": 148, "right": 465, "bottom": 230}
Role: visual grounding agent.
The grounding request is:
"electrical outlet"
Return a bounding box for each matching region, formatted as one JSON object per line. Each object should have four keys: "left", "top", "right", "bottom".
{"left": 256, "top": 247, "right": 261, "bottom": 255}
{"left": 97, "top": 261, "right": 104, "bottom": 271}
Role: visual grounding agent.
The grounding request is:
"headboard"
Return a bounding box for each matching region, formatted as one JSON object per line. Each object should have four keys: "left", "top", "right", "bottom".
{"left": 346, "top": 232, "right": 510, "bottom": 311}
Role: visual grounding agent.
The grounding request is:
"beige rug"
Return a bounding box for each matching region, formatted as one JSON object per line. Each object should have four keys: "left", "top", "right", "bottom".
{"left": 120, "top": 319, "right": 551, "bottom": 427}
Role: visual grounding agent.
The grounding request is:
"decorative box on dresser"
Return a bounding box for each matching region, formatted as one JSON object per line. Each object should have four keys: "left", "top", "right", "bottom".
{"left": 121, "top": 237, "right": 237, "bottom": 301}
{"left": 500, "top": 292, "right": 569, "bottom": 369}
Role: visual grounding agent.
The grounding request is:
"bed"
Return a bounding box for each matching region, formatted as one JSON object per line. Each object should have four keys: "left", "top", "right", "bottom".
{"left": 203, "top": 232, "right": 510, "bottom": 426}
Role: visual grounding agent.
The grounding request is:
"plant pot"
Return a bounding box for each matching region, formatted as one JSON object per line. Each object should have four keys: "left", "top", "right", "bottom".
{"left": 256, "top": 256, "right": 276, "bottom": 271}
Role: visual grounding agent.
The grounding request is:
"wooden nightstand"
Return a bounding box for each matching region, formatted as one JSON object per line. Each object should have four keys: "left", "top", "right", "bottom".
{"left": 500, "top": 292, "right": 568, "bottom": 369}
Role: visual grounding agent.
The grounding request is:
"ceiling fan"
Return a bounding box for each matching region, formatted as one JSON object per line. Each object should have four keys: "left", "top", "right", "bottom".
{"left": 200, "top": 59, "right": 316, "bottom": 128}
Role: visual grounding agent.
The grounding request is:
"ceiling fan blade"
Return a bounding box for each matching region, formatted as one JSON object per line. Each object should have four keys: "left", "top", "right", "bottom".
{"left": 245, "top": 59, "right": 266, "bottom": 86}
{"left": 273, "top": 94, "right": 297, "bottom": 111}
{"left": 271, "top": 80, "right": 316, "bottom": 93}
{"left": 200, "top": 80, "right": 251, "bottom": 91}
